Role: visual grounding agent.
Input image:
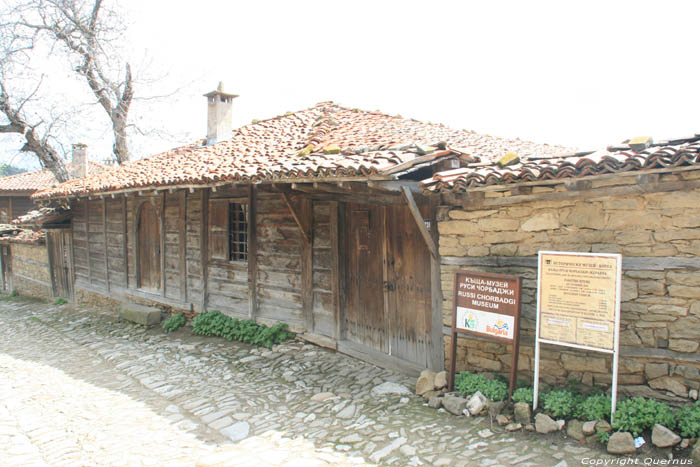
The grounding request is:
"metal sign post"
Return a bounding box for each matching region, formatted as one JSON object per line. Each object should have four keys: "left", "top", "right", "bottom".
{"left": 533, "top": 251, "right": 622, "bottom": 422}
{"left": 449, "top": 270, "right": 522, "bottom": 399}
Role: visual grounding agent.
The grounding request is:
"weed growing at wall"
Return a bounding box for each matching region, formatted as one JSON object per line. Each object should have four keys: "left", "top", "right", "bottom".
{"left": 511, "top": 387, "right": 533, "bottom": 405}
{"left": 162, "top": 313, "right": 186, "bottom": 333}
{"left": 676, "top": 401, "right": 700, "bottom": 438}
{"left": 454, "top": 371, "right": 508, "bottom": 402}
{"left": 612, "top": 397, "right": 676, "bottom": 436}
{"left": 53, "top": 298, "right": 67, "bottom": 305}
{"left": 191, "top": 310, "right": 293, "bottom": 348}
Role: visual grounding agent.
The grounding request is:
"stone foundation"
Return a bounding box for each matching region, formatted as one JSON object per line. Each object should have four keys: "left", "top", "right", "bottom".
{"left": 75, "top": 287, "right": 122, "bottom": 313}
{"left": 439, "top": 185, "right": 700, "bottom": 401}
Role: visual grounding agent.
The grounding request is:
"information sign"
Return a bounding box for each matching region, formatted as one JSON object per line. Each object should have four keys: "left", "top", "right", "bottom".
{"left": 533, "top": 251, "right": 622, "bottom": 421}
{"left": 449, "top": 270, "right": 522, "bottom": 398}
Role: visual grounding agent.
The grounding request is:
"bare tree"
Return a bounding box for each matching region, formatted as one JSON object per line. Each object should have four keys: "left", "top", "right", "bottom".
{"left": 0, "top": 0, "right": 135, "bottom": 182}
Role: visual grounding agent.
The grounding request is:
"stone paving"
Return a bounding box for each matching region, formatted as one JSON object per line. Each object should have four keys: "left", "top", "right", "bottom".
{"left": 0, "top": 297, "right": 616, "bottom": 466}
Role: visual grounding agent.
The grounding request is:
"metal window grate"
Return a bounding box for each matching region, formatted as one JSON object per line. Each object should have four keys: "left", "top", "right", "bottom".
{"left": 229, "top": 203, "right": 248, "bottom": 261}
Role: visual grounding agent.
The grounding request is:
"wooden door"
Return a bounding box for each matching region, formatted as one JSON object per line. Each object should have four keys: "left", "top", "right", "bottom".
{"left": 344, "top": 204, "right": 387, "bottom": 352}
{"left": 385, "top": 204, "right": 432, "bottom": 367}
{"left": 0, "top": 244, "right": 11, "bottom": 293}
{"left": 48, "top": 230, "right": 73, "bottom": 299}
{"left": 138, "top": 203, "right": 161, "bottom": 291}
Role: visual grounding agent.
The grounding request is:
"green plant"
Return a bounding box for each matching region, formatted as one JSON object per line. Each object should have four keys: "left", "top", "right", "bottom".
{"left": 612, "top": 397, "right": 676, "bottom": 436}
{"left": 162, "top": 313, "right": 186, "bottom": 333}
{"left": 191, "top": 310, "right": 293, "bottom": 348}
{"left": 676, "top": 401, "right": 700, "bottom": 438}
{"left": 454, "top": 371, "right": 508, "bottom": 402}
{"left": 578, "top": 394, "right": 612, "bottom": 422}
{"left": 596, "top": 427, "right": 611, "bottom": 444}
{"left": 53, "top": 298, "right": 67, "bottom": 305}
{"left": 542, "top": 390, "right": 584, "bottom": 419}
{"left": 512, "top": 387, "right": 534, "bottom": 405}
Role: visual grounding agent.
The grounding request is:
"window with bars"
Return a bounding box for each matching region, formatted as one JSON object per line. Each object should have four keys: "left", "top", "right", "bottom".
{"left": 208, "top": 199, "right": 249, "bottom": 262}
{"left": 229, "top": 203, "right": 248, "bottom": 261}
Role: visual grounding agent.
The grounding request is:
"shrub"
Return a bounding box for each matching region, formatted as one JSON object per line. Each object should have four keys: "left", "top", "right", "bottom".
{"left": 191, "top": 310, "right": 293, "bottom": 348}
{"left": 542, "top": 390, "right": 581, "bottom": 419}
{"left": 53, "top": 298, "right": 67, "bottom": 305}
{"left": 512, "top": 387, "right": 534, "bottom": 405}
{"left": 676, "top": 401, "right": 700, "bottom": 438}
{"left": 162, "top": 313, "right": 186, "bottom": 333}
{"left": 612, "top": 397, "right": 676, "bottom": 436}
{"left": 578, "top": 394, "right": 612, "bottom": 422}
{"left": 454, "top": 371, "right": 508, "bottom": 402}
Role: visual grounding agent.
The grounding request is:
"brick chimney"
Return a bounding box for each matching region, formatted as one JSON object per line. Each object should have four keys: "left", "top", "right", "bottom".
{"left": 71, "top": 143, "right": 88, "bottom": 179}
{"left": 204, "top": 82, "right": 238, "bottom": 145}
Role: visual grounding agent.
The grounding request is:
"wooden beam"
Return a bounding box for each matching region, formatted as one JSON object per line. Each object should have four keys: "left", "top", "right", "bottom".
{"left": 85, "top": 200, "right": 92, "bottom": 284}
{"left": 122, "top": 196, "right": 128, "bottom": 288}
{"left": 160, "top": 194, "right": 166, "bottom": 297}
{"left": 247, "top": 185, "right": 258, "bottom": 320}
{"left": 281, "top": 192, "right": 311, "bottom": 243}
{"left": 401, "top": 186, "right": 438, "bottom": 259}
{"left": 428, "top": 196, "right": 445, "bottom": 371}
{"left": 300, "top": 198, "right": 313, "bottom": 331}
{"left": 330, "top": 201, "right": 341, "bottom": 340}
{"left": 200, "top": 189, "right": 209, "bottom": 312}
{"left": 179, "top": 190, "right": 187, "bottom": 303}
{"left": 103, "top": 198, "right": 110, "bottom": 293}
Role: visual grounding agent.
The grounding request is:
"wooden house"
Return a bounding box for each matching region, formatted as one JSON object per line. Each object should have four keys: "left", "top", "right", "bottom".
{"left": 33, "top": 85, "right": 564, "bottom": 374}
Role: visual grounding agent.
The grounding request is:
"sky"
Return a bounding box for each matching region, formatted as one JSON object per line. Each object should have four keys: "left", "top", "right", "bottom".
{"left": 3, "top": 0, "right": 700, "bottom": 169}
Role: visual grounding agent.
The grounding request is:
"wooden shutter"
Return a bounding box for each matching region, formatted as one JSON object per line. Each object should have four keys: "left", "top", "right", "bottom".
{"left": 208, "top": 200, "right": 229, "bottom": 260}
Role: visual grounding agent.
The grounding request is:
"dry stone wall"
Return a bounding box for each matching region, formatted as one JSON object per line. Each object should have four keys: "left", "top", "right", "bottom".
{"left": 9, "top": 243, "right": 52, "bottom": 299}
{"left": 439, "top": 185, "right": 700, "bottom": 402}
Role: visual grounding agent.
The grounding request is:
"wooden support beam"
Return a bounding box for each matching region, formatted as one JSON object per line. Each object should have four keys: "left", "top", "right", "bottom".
{"left": 179, "top": 190, "right": 187, "bottom": 303}
{"left": 160, "top": 194, "right": 166, "bottom": 297}
{"left": 122, "top": 196, "right": 128, "bottom": 288}
{"left": 300, "top": 198, "right": 313, "bottom": 331}
{"left": 200, "top": 189, "right": 209, "bottom": 312}
{"left": 401, "top": 186, "right": 437, "bottom": 259}
{"left": 281, "top": 192, "right": 311, "bottom": 243}
{"left": 330, "top": 201, "right": 342, "bottom": 340}
{"left": 103, "top": 198, "right": 110, "bottom": 292}
{"left": 428, "top": 196, "right": 445, "bottom": 370}
{"left": 247, "top": 185, "right": 258, "bottom": 320}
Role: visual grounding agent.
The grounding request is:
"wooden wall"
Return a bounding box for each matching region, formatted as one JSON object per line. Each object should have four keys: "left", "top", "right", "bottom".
{"left": 312, "top": 201, "right": 334, "bottom": 337}
{"left": 0, "top": 195, "right": 35, "bottom": 224}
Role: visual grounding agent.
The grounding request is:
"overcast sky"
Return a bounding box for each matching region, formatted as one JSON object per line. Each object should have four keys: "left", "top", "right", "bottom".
{"left": 4, "top": 0, "right": 700, "bottom": 169}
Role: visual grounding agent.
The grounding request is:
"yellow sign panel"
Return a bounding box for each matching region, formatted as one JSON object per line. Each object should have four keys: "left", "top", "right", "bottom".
{"left": 539, "top": 253, "right": 619, "bottom": 350}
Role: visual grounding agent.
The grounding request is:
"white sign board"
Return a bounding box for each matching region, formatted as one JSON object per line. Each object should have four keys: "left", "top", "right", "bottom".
{"left": 533, "top": 251, "right": 622, "bottom": 421}
{"left": 456, "top": 307, "right": 515, "bottom": 339}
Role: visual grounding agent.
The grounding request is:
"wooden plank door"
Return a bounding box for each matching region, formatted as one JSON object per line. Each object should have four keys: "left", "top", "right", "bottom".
{"left": 0, "top": 245, "right": 10, "bottom": 293}
{"left": 138, "top": 203, "right": 161, "bottom": 291}
{"left": 344, "top": 204, "right": 387, "bottom": 352}
{"left": 48, "top": 231, "right": 73, "bottom": 299}
{"left": 385, "top": 204, "right": 432, "bottom": 367}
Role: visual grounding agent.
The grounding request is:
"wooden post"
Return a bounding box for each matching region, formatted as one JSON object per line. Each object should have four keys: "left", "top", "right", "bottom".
{"left": 86, "top": 200, "right": 92, "bottom": 284}
{"left": 330, "top": 201, "right": 341, "bottom": 340}
{"left": 160, "top": 194, "right": 166, "bottom": 296}
{"left": 122, "top": 196, "right": 128, "bottom": 288}
{"left": 381, "top": 206, "right": 392, "bottom": 354}
{"left": 200, "top": 189, "right": 209, "bottom": 312}
{"left": 103, "top": 198, "right": 110, "bottom": 292}
{"left": 300, "top": 197, "right": 313, "bottom": 331}
{"left": 46, "top": 232, "right": 57, "bottom": 298}
{"left": 247, "top": 185, "right": 258, "bottom": 320}
{"left": 179, "top": 190, "right": 187, "bottom": 303}
{"left": 429, "top": 197, "right": 445, "bottom": 370}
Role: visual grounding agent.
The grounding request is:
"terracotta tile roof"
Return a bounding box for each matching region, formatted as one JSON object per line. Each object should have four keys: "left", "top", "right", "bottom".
{"left": 12, "top": 207, "right": 69, "bottom": 226}
{"left": 420, "top": 136, "right": 700, "bottom": 192}
{"left": 0, "top": 227, "right": 45, "bottom": 244}
{"left": 0, "top": 162, "right": 106, "bottom": 193}
{"left": 34, "top": 102, "right": 567, "bottom": 199}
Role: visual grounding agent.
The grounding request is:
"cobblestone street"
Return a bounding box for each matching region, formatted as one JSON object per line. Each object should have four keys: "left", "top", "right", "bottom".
{"left": 0, "top": 298, "right": 607, "bottom": 466}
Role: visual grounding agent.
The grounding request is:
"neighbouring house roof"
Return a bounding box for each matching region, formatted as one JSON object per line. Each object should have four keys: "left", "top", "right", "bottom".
{"left": 0, "top": 226, "right": 45, "bottom": 244}
{"left": 33, "top": 102, "right": 568, "bottom": 199}
{"left": 420, "top": 136, "right": 700, "bottom": 192}
{"left": 0, "top": 161, "right": 106, "bottom": 194}
{"left": 12, "top": 207, "right": 70, "bottom": 227}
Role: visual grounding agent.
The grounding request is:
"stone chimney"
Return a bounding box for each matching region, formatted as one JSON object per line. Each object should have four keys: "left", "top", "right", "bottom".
{"left": 71, "top": 143, "right": 88, "bottom": 179}
{"left": 204, "top": 82, "right": 238, "bottom": 145}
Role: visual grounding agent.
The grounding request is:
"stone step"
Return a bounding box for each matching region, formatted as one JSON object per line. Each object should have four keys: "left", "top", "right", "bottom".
{"left": 118, "top": 303, "right": 161, "bottom": 326}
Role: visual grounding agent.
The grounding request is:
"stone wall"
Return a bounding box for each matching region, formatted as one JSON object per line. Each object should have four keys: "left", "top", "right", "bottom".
{"left": 74, "top": 287, "right": 123, "bottom": 313}
{"left": 9, "top": 243, "right": 52, "bottom": 299}
{"left": 439, "top": 184, "right": 700, "bottom": 402}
